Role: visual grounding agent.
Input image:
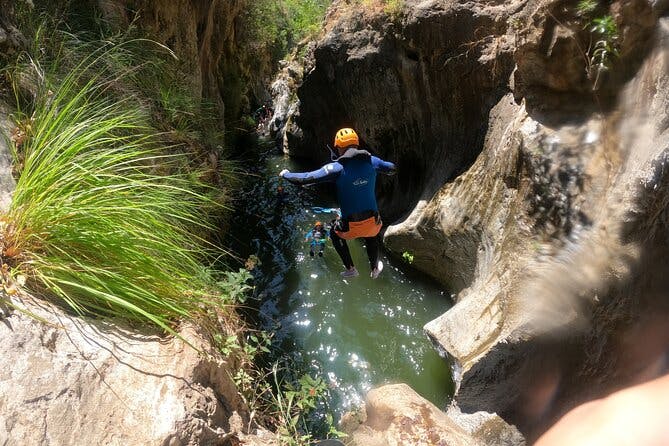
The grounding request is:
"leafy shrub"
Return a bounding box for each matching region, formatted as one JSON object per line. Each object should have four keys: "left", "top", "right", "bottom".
{"left": 241, "top": 364, "right": 345, "bottom": 446}
{"left": 240, "top": 0, "right": 331, "bottom": 63}
{"left": 574, "top": 0, "right": 620, "bottom": 90}
{"left": 576, "top": 0, "right": 598, "bottom": 17}
{"left": 383, "top": 0, "right": 405, "bottom": 19}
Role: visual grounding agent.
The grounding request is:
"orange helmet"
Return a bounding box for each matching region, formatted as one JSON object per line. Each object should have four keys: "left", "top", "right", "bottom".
{"left": 334, "top": 128, "right": 359, "bottom": 149}
{"left": 315, "top": 221, "right": 323, "bottom": 227}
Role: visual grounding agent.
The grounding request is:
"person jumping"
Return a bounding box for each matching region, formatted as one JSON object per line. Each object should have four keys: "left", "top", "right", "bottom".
{"left": 279, "top": 128, "right": 396, "bottom": 279}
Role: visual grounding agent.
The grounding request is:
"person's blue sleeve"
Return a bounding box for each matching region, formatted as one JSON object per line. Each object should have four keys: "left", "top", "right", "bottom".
{"left": 372, "top": 156, "right": 396, "bottom": 175}
{"left": 283, "top": 162, "right": 342, "bottom": 185}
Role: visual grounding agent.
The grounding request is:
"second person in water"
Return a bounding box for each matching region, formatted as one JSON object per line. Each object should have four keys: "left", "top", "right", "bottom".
{"left": 306, "top": 221, "right": 328, "bottom": 257}
{"left": 280, "top": 128, "right": 396, "bottom": 279}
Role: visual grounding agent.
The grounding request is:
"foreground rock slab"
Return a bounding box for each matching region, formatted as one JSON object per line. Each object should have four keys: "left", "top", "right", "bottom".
{"left": 0, "top": 295, "right": 273, "bottom": 446}
{"left": 342, "top": 383, "right": 524, "bottom": 446}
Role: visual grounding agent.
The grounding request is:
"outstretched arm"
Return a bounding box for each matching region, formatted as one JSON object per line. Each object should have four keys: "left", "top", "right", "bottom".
{"left": 279, "top": 162, "right": 342, "bottom": 185}
{"left": 371, "top": 156, "right": 397, "bottom": 175}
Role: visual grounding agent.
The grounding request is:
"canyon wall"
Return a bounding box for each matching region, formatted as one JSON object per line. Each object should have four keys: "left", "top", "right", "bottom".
{"left": 98, "top": 0, "right": 274, "bottom": 125}
{"left": 281, "top": 0, "right": 518, "bottom": 222}
{"left": 280, "top": 0, "right": 669, "bottom": 442}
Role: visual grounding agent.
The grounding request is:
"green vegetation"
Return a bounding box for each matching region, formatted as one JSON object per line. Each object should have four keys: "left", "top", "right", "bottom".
{"left": 357, "top": 0, "right": 404, "bottom": 19}
{"left": 217, "top": 312, "right": 344, "bottom": 445}
{"left": 0, "top": 5, "right": 238, "bottom": 332}
{"left": 272, "top": 370, "right": 346, "bottom": 445}
{"left": 574, "top": 0, "right": 620, "bottom": 90}
{"left": 402, "top": 251, "right": 414, "bottom": 264}
{"left": 0, "top": 4, "right": 346, "bottom": 443}
{"left": 382, "top": 0, "right": 405, "bottom": 19}
{"left": 240, "top": 0, "right": 331, "bottom": 63}
{"left": 587, "top": 15, "right": 619, "bottom": 85}
{"left": 284, "top": 0, "right": 331, "bottom": 42}
{"left": 576, "top": 0, "right": 598, "bottom": 17}
{"left": 232, "top": 359, "right": 345, "bottom": 446}
{"left": 3, "top": 47, "right": 226, "bottom": 330}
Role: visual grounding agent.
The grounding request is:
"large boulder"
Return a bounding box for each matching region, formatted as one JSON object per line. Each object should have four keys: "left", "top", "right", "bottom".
{"left": 0, "top": 294, "right": 276, "bottom": 445}
{"left": 342, "top": 383, "right": 524, "bottom": 446}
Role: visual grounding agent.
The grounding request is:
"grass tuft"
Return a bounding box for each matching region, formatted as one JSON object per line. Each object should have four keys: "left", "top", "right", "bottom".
{"left": 3, "top": 44, "right": 229, "bottom": 331}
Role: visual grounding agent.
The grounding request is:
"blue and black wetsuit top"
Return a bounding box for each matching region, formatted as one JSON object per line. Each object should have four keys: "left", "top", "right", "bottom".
{"left": 282, "top": 148, "right": 396, "bottom": 220}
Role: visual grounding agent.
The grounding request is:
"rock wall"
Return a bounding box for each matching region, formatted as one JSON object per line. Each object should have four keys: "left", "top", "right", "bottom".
{"left": 98, "top": 0, "right": 274, "bottom": 125}
{"left": 100, "top": 0, "right": 244, "bottom": 118}
{"left": 283, "top": 0, "right": 518, "bottom": 222}
{"left": 0, "top": 0, "right": 26, "bottom": 59}
{"left": 385, "top": 0, "right": 669, "bottom": 442}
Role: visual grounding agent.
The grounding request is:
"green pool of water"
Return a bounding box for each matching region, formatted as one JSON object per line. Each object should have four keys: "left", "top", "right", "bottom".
{"left": 230, "top": 150, "right": 454, "bottom": 415}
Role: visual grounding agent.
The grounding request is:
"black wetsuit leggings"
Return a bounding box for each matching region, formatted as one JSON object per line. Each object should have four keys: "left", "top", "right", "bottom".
{"left": 330, "top": 230, "right": 380, "bottom": 270}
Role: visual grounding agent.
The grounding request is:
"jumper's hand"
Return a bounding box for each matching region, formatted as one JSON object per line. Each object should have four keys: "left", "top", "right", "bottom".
{"left": 279, "top": 169, "right": 290, "bottom": 178}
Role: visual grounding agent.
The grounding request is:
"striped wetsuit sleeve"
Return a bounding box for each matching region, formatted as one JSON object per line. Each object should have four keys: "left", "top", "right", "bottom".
{"left": 283, "top": 162, "right": 343, "bottom": 185}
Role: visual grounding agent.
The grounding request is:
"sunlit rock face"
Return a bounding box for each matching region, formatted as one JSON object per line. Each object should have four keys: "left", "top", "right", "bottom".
{"left": 341, "top": 383, "right": 524, "bottom": 446}
{"left": 100, "top": 0, "right": 247, "bottom": 116}
{"left": 98, "top": 0, "right": 276, "bottom": 127}
{"left": 0, "top": 298, "right": 256, "bottom": 445}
